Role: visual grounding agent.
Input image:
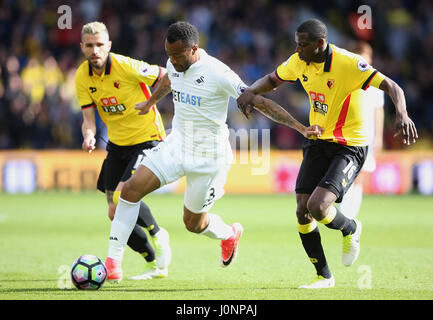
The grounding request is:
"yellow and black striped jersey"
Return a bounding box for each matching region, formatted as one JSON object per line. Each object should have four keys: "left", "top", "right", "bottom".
{"left": 275, "top": 44, "right": 385, "bottom": 146}
{"left": 75, "top": 52, "right": 165, "bottom": 146}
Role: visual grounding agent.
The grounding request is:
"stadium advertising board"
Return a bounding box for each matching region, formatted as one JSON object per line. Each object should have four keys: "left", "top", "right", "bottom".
{"left": 0, "top": 150, "right": 432, "bottom": 195}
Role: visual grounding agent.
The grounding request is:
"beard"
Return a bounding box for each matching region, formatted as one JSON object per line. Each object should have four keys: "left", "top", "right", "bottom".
{"left": 88, "top": 56, "right": 106, "bottom": 70}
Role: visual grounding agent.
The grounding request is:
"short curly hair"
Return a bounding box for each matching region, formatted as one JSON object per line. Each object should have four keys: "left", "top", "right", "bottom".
{"left": 297, "top": 19, "right": 328, "bottom": 41}
{"left": 166, "top": 21, "right": 199, "bottom": 47}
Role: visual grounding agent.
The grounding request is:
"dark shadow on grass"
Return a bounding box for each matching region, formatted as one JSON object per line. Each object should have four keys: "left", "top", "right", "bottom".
{"left": 0, "top": 288, "right": 79, "bottom": 293}
{"left": 0, "top": 286, "right": 299, "bottom": 293}
{"left": 0, "top": 279, "right": 56, "bottom": 282}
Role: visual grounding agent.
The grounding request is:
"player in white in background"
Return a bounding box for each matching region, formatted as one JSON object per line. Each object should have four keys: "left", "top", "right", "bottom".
{"left": 339, "top": 41, "right": 384, "bottom": 219}
{"left": 105, "top": 21, "right": 324, "bottom": 282}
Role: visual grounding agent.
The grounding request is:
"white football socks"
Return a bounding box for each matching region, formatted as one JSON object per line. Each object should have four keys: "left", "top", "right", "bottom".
{"left": 340, "top": 183, "right": 363, "bottom": 219}
{"left": 108, "top": 197, "right": 140, "bottom": 261}
{"left": 200, "top": 213, "right": 234, "bottom": 240}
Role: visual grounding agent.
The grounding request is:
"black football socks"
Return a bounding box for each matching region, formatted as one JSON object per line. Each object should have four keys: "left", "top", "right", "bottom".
{"left": 298, "top": 222, "right": 332, "bottom": 279}
{"left": 320, "top": 206, "right": 356, "bottom": 237}
{"left": 136, "top": 201, "right": 160, "bottom": 237}
{"left": 127, "top": 225, "right": 155, "bottom": 262}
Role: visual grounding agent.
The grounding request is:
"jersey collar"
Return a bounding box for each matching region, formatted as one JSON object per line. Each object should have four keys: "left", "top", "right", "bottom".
{"left": 88, "top": 53, "right": 113, "bottom": 76}
{"left": 104, "top": 53, "right": 112, "bottom": 75}
{"left": 323, "top": 44, "right": 333, "bottom": 72}
{"left": 185, "top": 48, "right": 206, "bottom": 73}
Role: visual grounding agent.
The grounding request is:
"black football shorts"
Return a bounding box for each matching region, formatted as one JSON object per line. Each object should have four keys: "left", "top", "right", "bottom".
{"left": 295, "top": 138, "right": 367, "bottom": 203}
{"left": 97, "top": 140, "right": 161, "bottom": 192}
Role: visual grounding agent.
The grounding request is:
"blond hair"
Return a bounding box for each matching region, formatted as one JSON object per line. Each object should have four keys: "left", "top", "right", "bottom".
{"left": 81, "top": 21, "right": 109, "bottom": 40}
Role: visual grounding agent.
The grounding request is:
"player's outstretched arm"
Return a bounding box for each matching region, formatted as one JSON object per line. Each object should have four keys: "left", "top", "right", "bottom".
{"left": 250, "top": 94, "right": 323, "bottom": 138}
{"left": 379, "top": 76, "right": 418, "bottom": 145}
{"left": 135, "top": 72, "right": 172, "bottom": 115}
{"left": 237, "top": 72, "right": 281, "bottom": 119}
{"left": 81, "top": 107, "right": 96, "bottom": 154}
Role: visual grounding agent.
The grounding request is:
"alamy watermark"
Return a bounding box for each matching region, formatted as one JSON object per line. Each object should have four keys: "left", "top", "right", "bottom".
{"left": 57, "top": 5, "right": 72, "bottom": 29}
{"left": 57, "top": 4, "right": 373, "bottom": 32}
{"left": 139, "top": 122, "right": 271, "bottom": 176}
{"left": 357, "top": 264, "right": 372, "bottom": 289}
{"left": 57, "top": 264, "right": 72, "bottom": 289}
{"left": 358, "top": 5, "right": 372, "bottom": 29}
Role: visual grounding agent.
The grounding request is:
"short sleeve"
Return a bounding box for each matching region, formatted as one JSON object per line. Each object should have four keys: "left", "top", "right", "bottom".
{"left": 218, "top": 69, "right": 248, "bottom": 99}
{"left": 350, "top": 55, "right": 385, "bottom": 91}
{"left": 362, "top": 70, "right": 385, "bottom": 91}
{"left": 121, "top": 56, "right": 163, "bottom": 87}
{"left": 275, "top": 53, "right": 300, "bottom": 83}
{"left": 75, "top": 68, "right": 95, "bottom": 109}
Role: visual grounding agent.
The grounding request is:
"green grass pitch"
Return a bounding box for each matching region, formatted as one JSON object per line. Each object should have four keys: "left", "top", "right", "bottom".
{"left": 0, "top": 192, "right": 432, "bottom": 300}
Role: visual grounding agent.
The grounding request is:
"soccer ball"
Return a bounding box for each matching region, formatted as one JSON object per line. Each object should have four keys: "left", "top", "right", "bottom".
{"left": 71, "top": 254, "right": 107, "bottom": 290}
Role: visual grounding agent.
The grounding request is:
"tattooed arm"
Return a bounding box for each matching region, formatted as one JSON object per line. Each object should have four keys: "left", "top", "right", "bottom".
{"left": 135, "top": 72, "right": 172, "bottom": 115}
{"left": 250, "top": 95, "right": 324, "bottom": 138}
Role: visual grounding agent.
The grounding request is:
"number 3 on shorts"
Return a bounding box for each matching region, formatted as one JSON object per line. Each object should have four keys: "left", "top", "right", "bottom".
{"left": 203, "top": 187, "right": 216, "bottom": 209}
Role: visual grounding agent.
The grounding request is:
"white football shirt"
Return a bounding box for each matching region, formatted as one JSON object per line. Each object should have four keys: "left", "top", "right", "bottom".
{"left": 361, "top": 86, "right": 384, "bottom": 172}
{"left": 167, "top": 49, "right": 246, "bottom": 159}
{"left": 364, "top": 86, "right": 384, "bottom": 148}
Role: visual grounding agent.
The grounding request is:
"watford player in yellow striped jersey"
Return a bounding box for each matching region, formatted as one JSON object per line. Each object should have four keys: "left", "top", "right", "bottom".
{"left": 237, "top": 19, "right": 418, "bottom": 289}
{"left": 76, "top": 22, "right": 171, "bottom": 281}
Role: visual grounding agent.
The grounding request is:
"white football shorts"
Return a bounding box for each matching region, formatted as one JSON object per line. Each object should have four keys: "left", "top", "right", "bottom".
{"left": 139, "top": 133, "right": 232, "bottom": 213}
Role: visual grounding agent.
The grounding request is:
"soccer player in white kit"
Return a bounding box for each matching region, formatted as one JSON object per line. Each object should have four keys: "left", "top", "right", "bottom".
{"left": 105, "top": 21, "right": 324, "bottom": 282}
{"left": 340, "top": 41, "right": 384, "bottom": 219}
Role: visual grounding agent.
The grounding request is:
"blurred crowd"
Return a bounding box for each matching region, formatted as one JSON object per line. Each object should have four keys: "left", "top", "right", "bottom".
{"left": 0, "top": 0, "right": 432, "bottom": 150}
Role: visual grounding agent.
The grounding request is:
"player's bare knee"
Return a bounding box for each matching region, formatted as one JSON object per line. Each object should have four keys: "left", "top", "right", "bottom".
{"left": 295, "top": 196, "right": 311, "bottom": 222}
{"left": 306, "top": 199, "right": 327, "bottom": 221}
{"left": 183, "top": 214, "right": 200, "bottom": 233}
{"left": 183, "top": 208, "right": 207, "bottom": 233}
{"left": 183, "top": 219, "right": 204, "bottom": 234}
{"left": 184, "top": 222, "right": 199, "bottom": 233}
{"left": 296, "top": 204, "right": 313, "bottom": 224}
{"left": 120, "top": 180, "right": 140, "bottom": 203}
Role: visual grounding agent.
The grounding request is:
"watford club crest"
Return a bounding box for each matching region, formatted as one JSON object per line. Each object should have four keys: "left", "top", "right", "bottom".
{"left": 113, "top": 80, "right": 120, "bottom": 89}
{"left": 327, "top": 79, "right": 335, "bottom": 89}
